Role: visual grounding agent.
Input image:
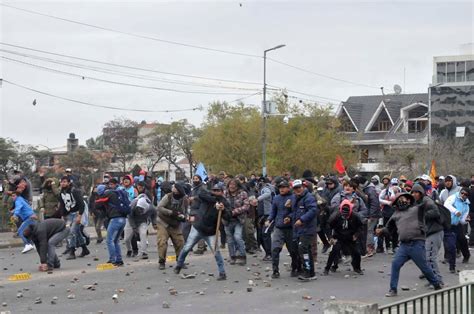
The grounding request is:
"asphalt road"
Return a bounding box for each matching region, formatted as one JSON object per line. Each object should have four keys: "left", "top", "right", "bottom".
{"left": 0, "top": 240, "right": 472, "bottom": 313}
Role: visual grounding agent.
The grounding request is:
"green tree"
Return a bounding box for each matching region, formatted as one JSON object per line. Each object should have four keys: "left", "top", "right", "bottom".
{"left": 86, "top": 135, "right": 104, "bottom": 150}
{"left": 102, "top": 118, "right": 140, "bottom": 173}
{"left": 194, "top": 97, "right": 356, "bottom": 176}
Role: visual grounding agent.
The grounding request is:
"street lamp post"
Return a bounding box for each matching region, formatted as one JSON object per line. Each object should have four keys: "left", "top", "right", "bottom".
{"left": 262, "top": 44, "right": 285, "bottom": 177}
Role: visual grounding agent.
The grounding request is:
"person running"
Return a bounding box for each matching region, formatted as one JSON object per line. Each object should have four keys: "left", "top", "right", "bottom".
{"left": 323, "top": 199, "right": 364, "bottom": 275}
{"left": 377, "top": 193, "right": 442, "bottom": 297}
{"left": 253, "top": 177, "right": 275, "bottom": 261}
{"left": 23, "top": 218, "right": 70, "bottom": 272}
{"left": 291, "top": 179, "right": 318, "bottom": 281}
{"left": 174, "top": 183, "right": 231, "bottom": 280}
{"left": 156, "top": 183, "right": 188, "bottom": 270}
{"left": 444, "top": 187, "right": 471, "bottom": 272}
{"left": 223, "top": 179, "right": 249, "bottom": 266}
{"left": 11, "top": 191, "right": 38, "bottom": 253}
{"left": 267, "top": 180, "right": 299, "bottom": 278}
{"left": 188, "top": 175, "right": 209, "bottom": 255}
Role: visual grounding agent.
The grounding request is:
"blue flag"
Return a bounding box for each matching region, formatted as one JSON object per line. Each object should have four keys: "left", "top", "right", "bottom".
{"left": 195, "top": 162, "right": 208, "bottom": 181}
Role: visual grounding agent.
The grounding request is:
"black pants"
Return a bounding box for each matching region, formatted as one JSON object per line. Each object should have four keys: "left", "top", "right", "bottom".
{"left": 358, "top": 223, "right": 368, "bottom": 256}
{"left": 257, "top": 215, "right": 272, "bottom": 256}
{"left": 325, "top": 240, "right": 361, "bottom": 271}
{"left": 296, "top": 235, "right": 315, "bottom": 276}
{"left": 454, "top": 224, "right": 470, "bottom": 259}
{"left": 271, "top": 227, "right": 299, "bottom": 272}
{"left": 469, "top": 218, "right": 474, "bottom": 246}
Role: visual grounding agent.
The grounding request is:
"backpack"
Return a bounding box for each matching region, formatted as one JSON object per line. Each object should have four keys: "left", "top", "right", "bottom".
{"left": 112, "top": 189, "right": 132, "bottom": 215}
{"left": 435, "top": 200, "right": 452, "bottom": 230}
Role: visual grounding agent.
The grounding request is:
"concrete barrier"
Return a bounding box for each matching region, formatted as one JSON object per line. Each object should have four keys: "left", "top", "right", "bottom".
{"left": 323, "top": 300, "right": 378, "bottom": 314}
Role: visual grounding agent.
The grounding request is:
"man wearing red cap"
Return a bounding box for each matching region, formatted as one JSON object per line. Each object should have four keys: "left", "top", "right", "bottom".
{"left": 323, "top": 199, "right": 364, "bottom": 275}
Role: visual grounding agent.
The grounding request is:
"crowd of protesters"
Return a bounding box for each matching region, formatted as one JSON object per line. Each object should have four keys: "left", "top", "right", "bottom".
{"left": 2, "top": 168, "right": 474, "bottom": 296}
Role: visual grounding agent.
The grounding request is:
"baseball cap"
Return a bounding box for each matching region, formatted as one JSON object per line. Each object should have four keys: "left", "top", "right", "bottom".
{"left": 292, "top": 179, "right": 303, "bottom": 188}
{"left": 278, "top": 180, "right": 290, "bottom": 188}
{"left": 420, "top": 174, "right": 431, "bottom": 182}
{"left": 390, "top": 178, "right": 399, "bottom": 185}
{"left": 65, "top": 168, "right": 72, "bottom": 173}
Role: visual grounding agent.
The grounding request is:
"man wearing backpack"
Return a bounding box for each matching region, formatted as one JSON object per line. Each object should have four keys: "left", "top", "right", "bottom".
{"left": 444, "top": 188, "right": 471, "bottom": 272}
{"left": 156, "top": 183, "right": 188, "bottom": 270}
{"left": 411, "top": 184, "right": 445, "bottom": 286}
{"left": 95, "top": 184, "right": 130, "bottom": 266}
{"left": 58, "top": 176, "right": 88, "bottom": 260}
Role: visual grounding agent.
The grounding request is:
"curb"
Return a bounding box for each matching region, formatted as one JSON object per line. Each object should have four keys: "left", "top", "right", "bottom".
{"left": 0, "top": 228, "right": 158, "bottom": 249}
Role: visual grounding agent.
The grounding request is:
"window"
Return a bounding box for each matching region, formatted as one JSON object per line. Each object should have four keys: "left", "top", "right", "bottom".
{"left": 446, "top": 62, "right": 456, "bottom": 82}
{"left": 360, "top": 149, "right": 369, "bottom": 163}
{"left": 437, "top": 62, "right": 446, "bottom": 83}
{"left": 467, "top": 61, "right": 474, "bottom": 82}
{"left": 408, "top": 120, "right": 427, "bottom": 133}
{"left": 377, "top": 121, "right": 391, "bottom": 131}
{"left": 456, "top": 61, "right": 466, "bottom": 82}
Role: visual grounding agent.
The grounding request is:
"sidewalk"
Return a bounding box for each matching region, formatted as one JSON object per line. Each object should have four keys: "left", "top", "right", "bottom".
{"left": 0, "top": 226, "right": 157, "bottom": 249}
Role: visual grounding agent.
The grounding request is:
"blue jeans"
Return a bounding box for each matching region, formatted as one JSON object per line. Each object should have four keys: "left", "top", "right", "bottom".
{"left": 66, "top": 213, "right": 86, "bottom": 249}
{"left": 18, "top": 217, "right": 35, "bottom": 245}
{"left": 443, "top": 228, "right": 457, "bottom": 270}
{"left": 177, "top": 226, "right": 225, "bottom": 274}
{"left": 390, "top": 240, "right": 439, "bottom": 291}
{"left": 107, "top": 217, "right": 126, "bottom": 263}
{"left": 224, "top": 221, "right": 246, "bottom": 258}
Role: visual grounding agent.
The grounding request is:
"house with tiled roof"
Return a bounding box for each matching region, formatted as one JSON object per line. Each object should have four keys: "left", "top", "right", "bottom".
{"left": 337, "top": 93, "right": 429, "bottom": 173}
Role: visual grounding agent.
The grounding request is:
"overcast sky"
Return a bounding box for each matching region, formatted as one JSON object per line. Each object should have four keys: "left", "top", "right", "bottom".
{"left": 0, "top": 0, "right": 472, "bottom": 148}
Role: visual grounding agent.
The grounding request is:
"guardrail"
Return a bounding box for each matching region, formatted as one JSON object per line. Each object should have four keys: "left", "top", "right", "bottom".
{"left": 379, "top": 283, "right": 474, "bottom": 314}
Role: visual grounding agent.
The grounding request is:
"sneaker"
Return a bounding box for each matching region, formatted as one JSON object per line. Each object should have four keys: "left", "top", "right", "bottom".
{"left": 271, "top": 271, "right": 280, "bottom": 279}
{"left": 159, "top": 263, "right": 166, "bottom": 270}
{"left": 330, "top": 265, "right": 338, "bottom": 273}
{"left": 262, "top": 255, "right": 272, "bottom": 262}
{"left": 450, "top": 268, "right": 456, "bottom": 274}
{"left": 126, "top": 251, "right": 132, "bottom": 258}
{"left": 291, "top": 270, "right": 299, "bottom": 277}
{"left": 53, "top": 262, "right": 61, "bottom": 269}
{"left": 174, "top": 266, "right": 182, "bottom": 274}
{"left": 78, "top": 246, "right": 90, "bottom": 258}
{"left": 132, "top": 251, "right": 138, "bottom": 258}
{"left": 21, "top": 244, "right": 35, "bottom": 254}
{"left": 462, "top": 257, "right": 470, "bottom": 264}
{"left": 113, "top": 261, "right": 124, "bottom": 267}
{"left": 322, "top": 269, "right": 329, "bottom": 276}
{"left": 433, "top": 284, "right": 442, "bottom": 290}
{"left": 298, "top": 273, "right": 317, "bottom": 282}
{"left": 419, "top": 274, "right": 426, "bottom": 280}
{"left": 321, "top": 245, "right": 330, "bottom": 254}
{"left": 141, "top": 253, "right": 149, "bottom": 260}
{"left": 237, "top": 256, "right": 247, "bottom": 266}
{"left": 385, "top": 290, "right": 397, "bottom": 297}
{"left": 354, "top": 269, "right": 364, "bottom": 275}
{"left": 229, "top": 258, "right": 236, "bottom": 265}
{"left": 217, "top": 272, "right": 227, "bottom": 281}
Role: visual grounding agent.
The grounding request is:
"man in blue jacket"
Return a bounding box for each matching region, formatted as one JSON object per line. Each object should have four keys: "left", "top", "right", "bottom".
{"left": 266, "top": 180, "right": 299, "bottom": 278}
{"left": 291, "top": 179, "right": 318, "bottom": 281}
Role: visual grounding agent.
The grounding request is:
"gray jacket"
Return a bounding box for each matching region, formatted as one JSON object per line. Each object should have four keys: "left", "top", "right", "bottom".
{"left": 439, "top": 175, "right": 461, "bottom": 203}
{"left": 258, "top": 184, "right": 274, "bottom": 216}
{"left": 386, "top": 203, "right": 426, "bottom": 242}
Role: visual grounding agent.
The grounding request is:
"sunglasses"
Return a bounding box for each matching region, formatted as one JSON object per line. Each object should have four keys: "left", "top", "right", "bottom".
{"left": 461, "top": 192, "right": 469, "bottom": 196}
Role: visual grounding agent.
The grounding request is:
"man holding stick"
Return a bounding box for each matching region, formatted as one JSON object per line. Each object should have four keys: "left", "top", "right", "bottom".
{"left": 174, "top": 183, "right": 231, "bottom": 280}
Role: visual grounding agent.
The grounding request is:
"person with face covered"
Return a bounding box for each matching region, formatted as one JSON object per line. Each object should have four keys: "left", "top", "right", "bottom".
{"left": 376, "top": 193, "right": 442, "bottom": 297}
{"left": 156, "top": 183, "right": 188, "bottom": 270}
{"left": 187, "top": 175, "right": 208, "bottom": 254}
{"left": 323, "top": 199, "right": 364, "bottom": 276}
{"left": 223, "top": 179, "right": 249, "bottom": 265}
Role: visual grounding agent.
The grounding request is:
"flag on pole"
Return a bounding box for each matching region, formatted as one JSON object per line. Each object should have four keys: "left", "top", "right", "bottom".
{"left": 429, "top": 160, "right": 437, "bottom": 183}
{"left": 195, "top": 162, "right": 208, "bottom": 181}
{"left": 334, "top": 155, "right": 346, "bottom": 175}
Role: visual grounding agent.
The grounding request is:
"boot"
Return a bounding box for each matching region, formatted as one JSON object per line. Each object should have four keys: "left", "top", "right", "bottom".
{"left": 237, "top": 256, "right": 247, "bottom": 266}
{"left": 217, "top": 272, "right": 227, "bottom": 281}
{"left": 66, "top": 249, "right": 76, "bottom": 260}
{"left": 78, "top": 246, "right": 90, "bottom": 258}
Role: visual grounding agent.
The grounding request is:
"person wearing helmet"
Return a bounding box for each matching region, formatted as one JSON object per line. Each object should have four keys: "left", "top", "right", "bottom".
{"left": 323, "top": 199, "right": 364, "bottom": 276}
{"left": 376, "top": 193, "right": 442, "bottom": 297}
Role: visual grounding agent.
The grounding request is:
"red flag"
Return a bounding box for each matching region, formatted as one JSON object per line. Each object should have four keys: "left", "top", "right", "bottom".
{"left": 334, "top": 155, "right": 346, "bottom": 174}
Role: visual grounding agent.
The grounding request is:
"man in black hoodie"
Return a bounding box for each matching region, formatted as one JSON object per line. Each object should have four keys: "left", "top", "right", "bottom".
{"left": 411, "top": 183, "right": 444, "bottom": 286}
{"left": 23, "top": 219, "right": 70, "bottom": 271}
{"left": 187, "top": 175, "right": 208, "bottom": 254}
{"left": 174, "top": 183, "right": 231, "bottom": 280}
{"left": 58, "top": 176, "right": 88, "bottom": 260}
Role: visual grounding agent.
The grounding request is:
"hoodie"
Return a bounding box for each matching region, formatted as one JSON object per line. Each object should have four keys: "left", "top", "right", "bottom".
{"left": 412, "top": 184, "right": 443, "bottom": 236}
{"left": 27, "top": 219, "right": 66, "bottom": 264}
{"left": 386, "top": 194, "right": 426, "bottom": 242}
{"left": 371, "top": 175, "right": 383, "bottom": 194}
{"left": 257, "top": 183, "right": 275, "bottom": 216}
{"left": 439, "top": 175, "right": 461, "bottom": 203}
{"left": 444, "top": 192, "right": 470, "bottom": 226}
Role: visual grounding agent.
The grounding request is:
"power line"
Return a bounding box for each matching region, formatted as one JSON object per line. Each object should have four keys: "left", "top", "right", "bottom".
{"left": 267, "top": 57, "right": 384, "bottom": 90}
{"left": 0, "top": 48, "right": 261, "bottom": 91}
{"left": 229, "top": 92, "right": 262, "bottom": 103}
{"left": 1, "top": 79, "right": 205, "bottom": 113}
{"left": 1, "top": 56, "right": 257, "bottom": 96}
{"left": 0, "top": 42, "right": 262, "bottom": 86}
{"left": 0, "top": 3, "right": 260, "bottom": 59}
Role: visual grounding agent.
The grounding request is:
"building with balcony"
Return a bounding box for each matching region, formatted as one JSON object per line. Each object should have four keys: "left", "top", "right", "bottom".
{"left": 337, "top": 93, "right": 429, "bottom": 174}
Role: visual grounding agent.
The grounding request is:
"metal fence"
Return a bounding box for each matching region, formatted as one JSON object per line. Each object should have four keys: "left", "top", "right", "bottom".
{"left": 379, "top": 283, "right": 474, "bottom": 314}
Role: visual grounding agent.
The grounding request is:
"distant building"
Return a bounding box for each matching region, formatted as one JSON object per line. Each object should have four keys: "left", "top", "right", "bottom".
{"left": 430, "top": 55, "right": 474, "bottom": 145}
{"left": 337, "top": 93, "right": 429, "bottom": 173}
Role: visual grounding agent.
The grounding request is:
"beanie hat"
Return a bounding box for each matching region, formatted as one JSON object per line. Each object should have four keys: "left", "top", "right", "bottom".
{"left": 97, "top": 184, "right": 106, "bottom": 196}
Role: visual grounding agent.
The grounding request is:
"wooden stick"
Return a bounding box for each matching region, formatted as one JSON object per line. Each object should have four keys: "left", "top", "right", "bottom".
{"left": 214, "top": 205, "right": 223, "bottom": 253}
